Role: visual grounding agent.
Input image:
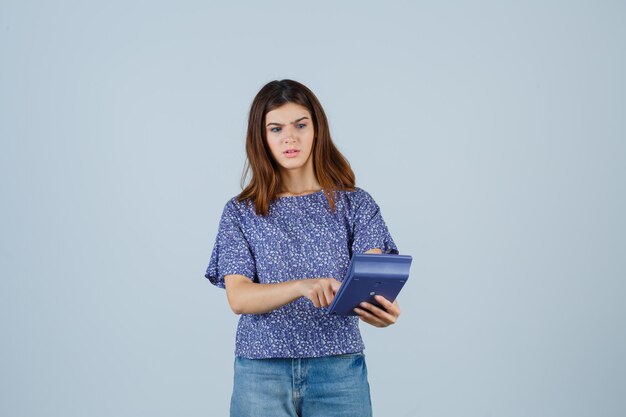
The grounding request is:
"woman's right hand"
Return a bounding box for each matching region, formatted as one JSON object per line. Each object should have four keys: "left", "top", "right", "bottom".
{"left": 298, "top": 278, "right": 342, "bottom": 308}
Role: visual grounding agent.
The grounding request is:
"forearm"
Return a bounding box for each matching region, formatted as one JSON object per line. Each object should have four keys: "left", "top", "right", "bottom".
{"left": 227, "top": 278, "right": 304, "bottom": 315}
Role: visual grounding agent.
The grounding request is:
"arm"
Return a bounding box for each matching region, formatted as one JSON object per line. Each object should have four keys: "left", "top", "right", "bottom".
{"left": 224, "top": 274, "right": 341, "bottom": 315}
{"left": 224, "top": 248, "right": 383, "bottom": 315}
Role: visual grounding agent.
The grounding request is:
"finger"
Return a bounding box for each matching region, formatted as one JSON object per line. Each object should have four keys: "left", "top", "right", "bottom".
{"left": 354, "top": 307, "right": 386, "bottom": 327}
{"left": 323, "top": 286, "right": 334, "bottom": 306}
{"left": 309, "top": 292, "right": 320, "bottom": 308}
{"left": 317, "top": 291, "right": 327, "bottom": 307}
{"left": 359, "top": 302, "right": 398, "bottom": 324}
{"left": 373, "top": 295, "right": 394, "bottom": 310}
{"left": 315, "top": 291, "right": 326, "bottom": 307}
{"left": 374, "top": 295, "right": 401, "bottom": 316}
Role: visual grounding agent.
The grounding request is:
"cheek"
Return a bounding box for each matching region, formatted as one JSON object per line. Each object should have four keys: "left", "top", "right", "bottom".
{"left": 266, "top": 138, "right": 280, "bottom": 154}
{"left": 307, "top": 136, "right": 316, "bottom": 152}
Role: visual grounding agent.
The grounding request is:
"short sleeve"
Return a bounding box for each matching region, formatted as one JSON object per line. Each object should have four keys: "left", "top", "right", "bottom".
{"left": 204, "top": 199, "right": 257, "bottom": 289}
{"left": 350, "top": 189, "right": 399, "bottom": 256}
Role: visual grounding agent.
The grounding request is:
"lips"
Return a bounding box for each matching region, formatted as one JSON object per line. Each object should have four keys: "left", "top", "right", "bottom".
{"left": 283, "top": 149, "right": 300, "bottom": 158}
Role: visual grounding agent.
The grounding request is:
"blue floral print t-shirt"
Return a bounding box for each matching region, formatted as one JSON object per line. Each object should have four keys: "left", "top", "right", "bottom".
{"left": 204, "top": 186, "right": 399, "bottom": 359}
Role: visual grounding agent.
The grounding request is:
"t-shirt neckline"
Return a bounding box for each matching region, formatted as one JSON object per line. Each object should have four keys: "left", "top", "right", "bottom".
{"left": 275, "top": 189, "right": 325, "bottom": 200}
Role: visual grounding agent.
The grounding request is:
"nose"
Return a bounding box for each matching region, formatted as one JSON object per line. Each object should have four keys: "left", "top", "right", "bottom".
{"left": 283, "top": 126, "right": 297, "bottom": 143}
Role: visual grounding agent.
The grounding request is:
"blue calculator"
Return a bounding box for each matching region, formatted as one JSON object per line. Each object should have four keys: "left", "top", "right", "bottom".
{"left": 328, "top": 253, "right": 413, "bottom": 316}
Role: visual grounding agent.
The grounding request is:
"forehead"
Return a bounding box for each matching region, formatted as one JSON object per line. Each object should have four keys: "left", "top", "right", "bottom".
{"left": 265, "top": 102, "right": 310, "bottom": 122}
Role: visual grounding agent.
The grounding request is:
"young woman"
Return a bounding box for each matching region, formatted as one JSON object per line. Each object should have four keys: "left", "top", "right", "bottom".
{"left": 204, "top": 79, "right": 401, "bottom": 417}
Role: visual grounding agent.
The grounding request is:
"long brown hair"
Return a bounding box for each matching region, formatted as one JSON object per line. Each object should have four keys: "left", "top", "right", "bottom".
{"left": 237, "top": 79, "right": 355, "bottom": 216}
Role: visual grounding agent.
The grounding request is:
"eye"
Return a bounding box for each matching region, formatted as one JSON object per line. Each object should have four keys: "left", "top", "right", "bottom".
{"left": 270, "top": 127, "right": 281, "bottom": 133}
{"left": 297, "top": 123, "right": 306, "bottom": 129}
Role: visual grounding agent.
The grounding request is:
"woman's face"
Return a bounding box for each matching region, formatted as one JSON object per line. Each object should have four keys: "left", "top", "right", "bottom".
{"left": 264, "top": 102, "right": 315, "bottom": 172}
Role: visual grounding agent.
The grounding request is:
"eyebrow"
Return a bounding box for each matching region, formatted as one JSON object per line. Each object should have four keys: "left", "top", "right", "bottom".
{"left": 266, "top": 116, "right": 309, "bottom": 127}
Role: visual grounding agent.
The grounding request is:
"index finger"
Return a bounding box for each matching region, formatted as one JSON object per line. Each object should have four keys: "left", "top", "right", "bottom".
{"left": 323, "top": 286, "right": 335, "bottom": 306}
{"left": 374, "top": 295, "right": 399, "bottom": 313}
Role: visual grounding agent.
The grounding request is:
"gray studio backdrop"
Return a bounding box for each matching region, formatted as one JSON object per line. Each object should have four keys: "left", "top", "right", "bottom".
{"left": 1, "top": 1, "right": 624, "bottom": 416}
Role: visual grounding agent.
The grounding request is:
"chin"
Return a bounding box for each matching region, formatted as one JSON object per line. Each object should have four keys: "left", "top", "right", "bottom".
{"left": 280, "top": 162, "right": 307, "bottom": 170}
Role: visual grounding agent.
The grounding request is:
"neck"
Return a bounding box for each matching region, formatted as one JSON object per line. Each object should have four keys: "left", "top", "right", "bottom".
{"left": 278, "top": 166, "right": 321, "bottom": 195}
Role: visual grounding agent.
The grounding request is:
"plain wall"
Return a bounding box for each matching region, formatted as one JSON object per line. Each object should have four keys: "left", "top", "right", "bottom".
{"left": 1, "top": 1, "right": 624, "bottom": 416}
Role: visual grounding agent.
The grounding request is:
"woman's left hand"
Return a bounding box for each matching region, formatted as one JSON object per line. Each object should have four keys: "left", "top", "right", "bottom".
{"left": 354, "top": 295, "right": 401, "bottom": 327}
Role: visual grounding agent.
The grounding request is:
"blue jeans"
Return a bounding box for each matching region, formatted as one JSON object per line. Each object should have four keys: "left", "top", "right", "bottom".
{"left": 230, "top": 352, "right": 373, "bottom": 417}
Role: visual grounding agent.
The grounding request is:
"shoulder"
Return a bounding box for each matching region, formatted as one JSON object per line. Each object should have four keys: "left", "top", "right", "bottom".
{"left": 337, "top": 186, "right": 382, "bottom": 218}
{"left": 219, "top": 195, "right": 254, "bottom": 220}
{"left": 343, "top": 186, "right": 377, "bottom": 207}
